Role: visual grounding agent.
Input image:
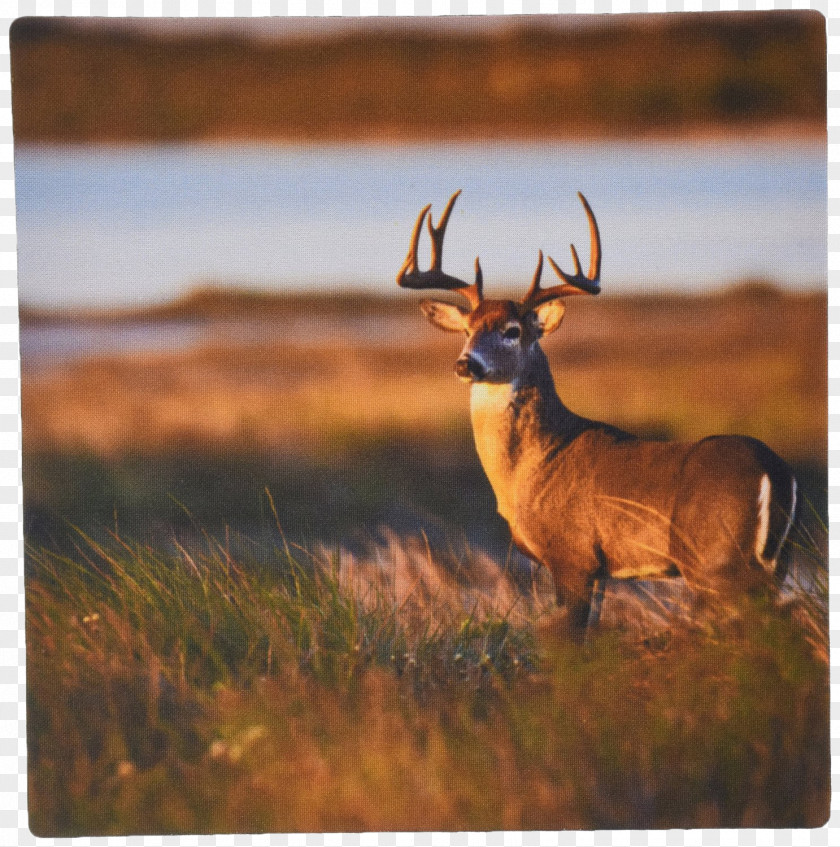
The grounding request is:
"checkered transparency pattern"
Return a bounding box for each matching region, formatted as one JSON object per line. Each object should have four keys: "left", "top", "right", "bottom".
{"left": 0, "top": 0, "right": 835, "bottom": 843}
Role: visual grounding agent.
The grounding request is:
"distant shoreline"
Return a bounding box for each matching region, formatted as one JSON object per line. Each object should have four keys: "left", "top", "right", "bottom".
{"left": 18, "top": 281, "right": 826, "bottom": 327}
{"left": 11, "top": 12, "right": 825, "bottom": 146}
{"left": 10, "top": 120, "right": 828, "bottom": 149}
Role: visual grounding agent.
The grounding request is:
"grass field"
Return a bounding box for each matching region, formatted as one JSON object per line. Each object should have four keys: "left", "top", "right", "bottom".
{"left": 22, "top": 285, "right": 829, "bottom": 833}
{"left": 23, "top": 285, "right": 826, "bottom": 546}
{"left": 26, "top": 519, "right": 829, "bottom": 834}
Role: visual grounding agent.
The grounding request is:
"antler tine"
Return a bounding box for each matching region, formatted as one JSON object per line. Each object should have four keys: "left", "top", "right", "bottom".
{"left": 396, "top": 190, "right": 483, "bottom": 311}
{"left": 426, "top": 189, "right": 461, "bottom": 271}
{"left": 459, "top": 257, "right": 482, "bottom": 312}
{"left": 581, "top": 191, "right": 602, "bottom": 281}
{"left": 397, "top": 203, "right": 432, "bottom": 280}
{"left": 523, "top": 192, "right": 602, "bottom": 309}
{"left": 524, "top": 249, "right": 545, "bottom": 304}
{"left": 568, "top": 242, "right": 583, "bottom": 278}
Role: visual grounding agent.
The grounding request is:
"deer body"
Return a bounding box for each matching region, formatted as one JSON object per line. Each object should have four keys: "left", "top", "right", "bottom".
{"left": 469, "top": 342, "right": 796, "bottom": 632}
{"left": 396, "top": 191, "right": 797, "bottom": 637}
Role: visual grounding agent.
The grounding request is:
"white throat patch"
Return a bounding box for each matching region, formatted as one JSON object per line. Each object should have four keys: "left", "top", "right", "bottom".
{"left": 470, "top": 382, "right": 514, "bottom": 416}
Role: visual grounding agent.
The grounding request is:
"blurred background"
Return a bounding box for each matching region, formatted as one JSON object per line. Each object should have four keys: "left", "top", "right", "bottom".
{"left": 12, "top": 11, "right": 827, "bottom": 553}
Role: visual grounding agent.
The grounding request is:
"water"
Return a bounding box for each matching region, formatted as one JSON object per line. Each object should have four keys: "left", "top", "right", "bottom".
{"left": 19, "top": 313, "right": 418, "bottom": 367}
{"left": 20, "top": 321, "right": 208, "bottom": 365}
{"left": 14, "top": 141, "right": 826, "bottom": 310}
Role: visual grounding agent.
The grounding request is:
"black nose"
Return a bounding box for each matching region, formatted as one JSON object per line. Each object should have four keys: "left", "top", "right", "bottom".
{"left": 455, "top": 356, "right": 486, "bottom": 381}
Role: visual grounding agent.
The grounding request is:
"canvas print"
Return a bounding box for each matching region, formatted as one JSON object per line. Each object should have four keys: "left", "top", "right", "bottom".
{"left": 11, "top": 12, "right": 829, "bottom": 835}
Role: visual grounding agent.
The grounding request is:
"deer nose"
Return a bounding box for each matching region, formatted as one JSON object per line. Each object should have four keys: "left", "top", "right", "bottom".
{"left": 455, "top": 355, "right": 486, "bottom": 381}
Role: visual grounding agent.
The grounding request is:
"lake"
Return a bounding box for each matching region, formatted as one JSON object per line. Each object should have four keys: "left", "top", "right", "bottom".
{"left": 13, "top": 140, "right": 826, "bottom": 310}
{"left": 18, "top": 312, "right": 420, "bottom": 367}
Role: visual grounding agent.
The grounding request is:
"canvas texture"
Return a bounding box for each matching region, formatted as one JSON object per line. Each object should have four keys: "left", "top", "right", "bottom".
{"left": 2, "top": 3, "right": 837, "bottom": 842}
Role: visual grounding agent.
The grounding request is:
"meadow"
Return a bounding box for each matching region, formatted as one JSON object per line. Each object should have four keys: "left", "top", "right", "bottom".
{"left": 22, "top": 285, "right": 829, "bottom": 833}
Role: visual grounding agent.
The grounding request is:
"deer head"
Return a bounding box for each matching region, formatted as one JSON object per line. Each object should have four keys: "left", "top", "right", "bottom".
{"left": 396, "top": 191, "right": 602, "bottom": 384}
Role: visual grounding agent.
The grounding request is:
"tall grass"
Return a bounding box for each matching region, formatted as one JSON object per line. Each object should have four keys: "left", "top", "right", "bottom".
{"left": 26, "top": 514, "right": 829, "bottom": 835}
{"left": 781, "top": 500, "right": 830, "bottom": 665}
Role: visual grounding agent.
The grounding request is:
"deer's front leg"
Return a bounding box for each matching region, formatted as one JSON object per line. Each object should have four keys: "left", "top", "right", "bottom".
{"left": 559, "top": 583, "right": 595, "bottom": 643}
{"left": 543, "top": 565, "right": 597, "bottom": 643}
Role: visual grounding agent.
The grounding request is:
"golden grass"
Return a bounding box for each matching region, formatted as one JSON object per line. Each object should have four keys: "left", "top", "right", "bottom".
{"left": 21, "top": 287, "right": 829, "bottom": 834}
{"left": 25, "top": 521, "right": 829, "bottom": 834}
{"left": 22, "top": 290, "right": 827, "bottom": 464}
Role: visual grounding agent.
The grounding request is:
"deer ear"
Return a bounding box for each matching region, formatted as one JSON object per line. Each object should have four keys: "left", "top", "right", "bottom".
{"left": 532, "top": 299, "right": 566, "bottom": 336}
{"left": 420, "top": 300, "right": 469, "bottom": 333}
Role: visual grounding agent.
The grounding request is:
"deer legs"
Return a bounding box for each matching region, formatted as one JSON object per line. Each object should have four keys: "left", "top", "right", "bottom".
{"left": 588, "top": 578, "right": 606, "bottom": 629}
{"left": 551, "top": 570, "right": 601, "bottom": 643}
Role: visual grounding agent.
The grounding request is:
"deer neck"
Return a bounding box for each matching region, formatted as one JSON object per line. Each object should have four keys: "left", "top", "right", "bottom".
{"left": 469, "top": 347, "right": 580, "bottom": 520}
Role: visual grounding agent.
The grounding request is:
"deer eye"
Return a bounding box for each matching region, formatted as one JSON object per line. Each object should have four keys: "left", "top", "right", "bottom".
{"left": 502, "top": 325, "right": 521, "bottom": 341}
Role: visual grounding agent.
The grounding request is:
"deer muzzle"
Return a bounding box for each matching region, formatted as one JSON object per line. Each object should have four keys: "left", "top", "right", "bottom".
{"left": 455, "top": 355, "right": 486, "bottom": 382}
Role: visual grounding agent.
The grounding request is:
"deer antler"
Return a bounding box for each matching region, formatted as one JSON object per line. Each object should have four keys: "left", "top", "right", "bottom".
{"left": 396, "top": 190, "right": 483, "bottom": 311}
{"left": 522, "top": 192, "right": 601, "bottom": 309}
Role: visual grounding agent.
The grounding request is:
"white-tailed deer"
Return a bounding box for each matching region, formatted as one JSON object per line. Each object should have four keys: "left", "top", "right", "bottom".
{"left": 397, "top": 191, "right": 798, "bottom": 639}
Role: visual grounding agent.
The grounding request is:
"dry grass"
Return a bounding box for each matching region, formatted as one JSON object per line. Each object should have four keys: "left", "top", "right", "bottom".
{"left": 25, "top": 519, "right": 829, "bottom": 834}
{"left": 22, "top": 286, "right": 829, "bottom": 834}
{"left": 22, "top": 289, "right": 827, "bottom": 463}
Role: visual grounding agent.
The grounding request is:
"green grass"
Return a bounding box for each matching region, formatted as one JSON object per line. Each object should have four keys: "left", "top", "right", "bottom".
{"left": 26, "top": 515, "right": 829, "bottom": 834}
{"left": 22, "top": 440, "right": 506, "bottom": 556}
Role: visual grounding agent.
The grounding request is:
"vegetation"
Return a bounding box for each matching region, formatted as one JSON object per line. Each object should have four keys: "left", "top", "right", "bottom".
{"left": 10, "top": 12, "right": 826, "bottom": 145}
{"left": 22, "top": 286, "right": 829, "bottom": 833}
{"left": 22, "top": 287, "right": 827, "bottom": 550}
{"left": 18, "top": 285, "right": 418, "bottom": 326}
{"left": 27, "top": 512, "right": 829, "bottom": 834}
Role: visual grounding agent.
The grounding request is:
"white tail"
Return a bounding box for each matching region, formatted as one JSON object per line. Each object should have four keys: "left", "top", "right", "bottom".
{"left": 397, "top": 191, "right": 798, "bottom": 639}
